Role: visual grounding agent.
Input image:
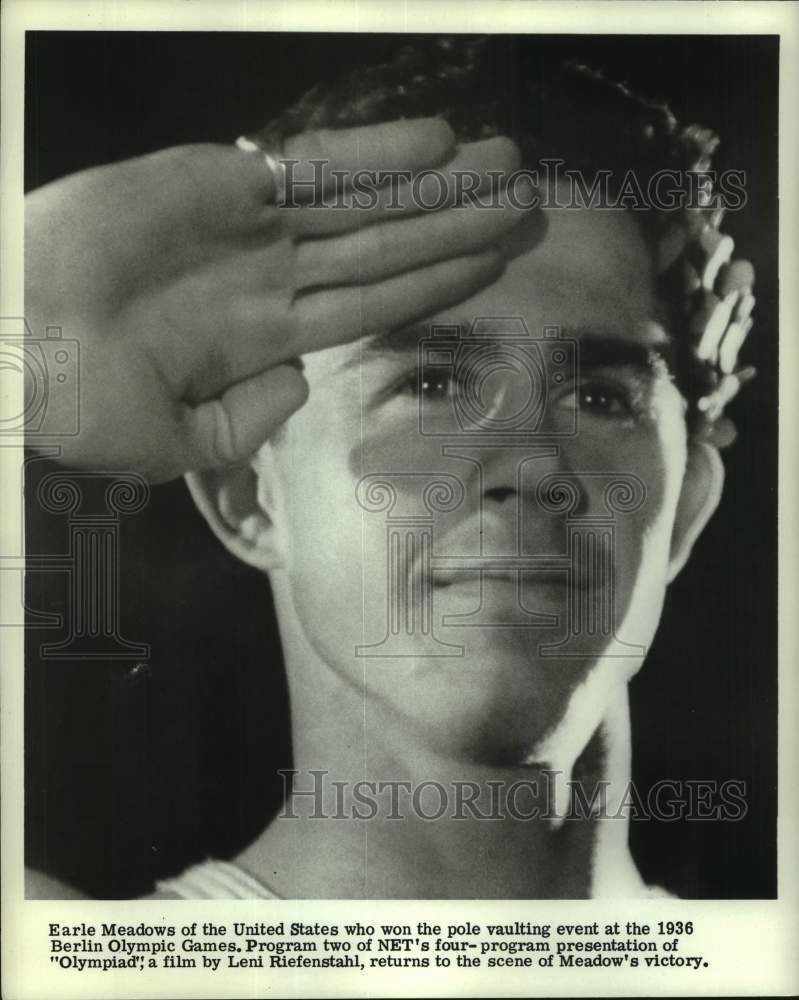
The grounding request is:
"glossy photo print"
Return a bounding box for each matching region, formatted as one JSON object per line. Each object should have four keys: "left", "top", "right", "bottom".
{"left": 19, "top": 30, "right": 778, "bottom": 907}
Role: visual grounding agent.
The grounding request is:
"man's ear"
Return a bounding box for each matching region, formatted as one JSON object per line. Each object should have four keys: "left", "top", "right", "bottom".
{"left": 667, "top": 441, "right": 725, "bottom": 583}
{"left": 185, "top": 449, "right": 286, "bottom": 573}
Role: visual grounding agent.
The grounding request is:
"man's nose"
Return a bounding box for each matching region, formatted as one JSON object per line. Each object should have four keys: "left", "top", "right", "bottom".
{"left": 475, "top": 442, "right": 589, "bottom": 555}
{"left": 483, "top": 484, "right": 515, "bottom": 505}
{"left": 478, "top": 441, "right": 591, "bottom": 505}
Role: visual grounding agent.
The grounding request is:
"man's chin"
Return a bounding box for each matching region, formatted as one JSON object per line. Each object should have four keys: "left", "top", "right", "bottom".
{"left": 359, "top": 630, "right": 614, "bottom": 763}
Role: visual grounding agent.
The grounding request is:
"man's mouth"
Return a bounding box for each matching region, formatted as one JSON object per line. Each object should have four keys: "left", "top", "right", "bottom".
{"left": 406, "top": 516, "right": 605, "bottom": 594}
{"left": 431, "top": 560, "right": 593, "bottom": 592}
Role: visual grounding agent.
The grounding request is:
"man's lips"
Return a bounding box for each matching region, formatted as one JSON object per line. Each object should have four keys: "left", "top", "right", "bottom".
{"left": 408, "top": 518, "right": 606, "bottom": 593}
{"left": 431, "top": 563, "right": 592, "bottom": 591}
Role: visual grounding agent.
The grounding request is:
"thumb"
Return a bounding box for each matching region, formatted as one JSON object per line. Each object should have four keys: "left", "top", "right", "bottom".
{"left": 182, "top": 363, "right": 309, "bottom": 471}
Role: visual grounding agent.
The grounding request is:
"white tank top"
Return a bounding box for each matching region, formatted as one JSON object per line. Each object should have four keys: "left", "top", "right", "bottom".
{"left": 155, "top": 859, "right": 281, "bottom": 899}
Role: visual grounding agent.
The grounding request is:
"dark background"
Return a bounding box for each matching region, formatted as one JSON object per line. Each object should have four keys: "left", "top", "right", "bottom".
{"left": 24, "top": 32, "right": 778, "bottom": 899}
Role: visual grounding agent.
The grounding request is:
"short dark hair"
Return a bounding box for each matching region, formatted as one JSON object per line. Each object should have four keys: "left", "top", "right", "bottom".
{"left": 266, "top": 36, "right": 750, "bottom": 436}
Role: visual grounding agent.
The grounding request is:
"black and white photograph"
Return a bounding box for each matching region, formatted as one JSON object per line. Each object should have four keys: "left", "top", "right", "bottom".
{"left": 2, "top": 2, "right": 797, "bottom": 998}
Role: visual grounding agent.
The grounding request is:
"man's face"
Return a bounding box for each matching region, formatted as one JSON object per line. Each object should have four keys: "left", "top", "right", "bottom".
{"left": 257, "top": 203, "right": 693, "bottom": 765}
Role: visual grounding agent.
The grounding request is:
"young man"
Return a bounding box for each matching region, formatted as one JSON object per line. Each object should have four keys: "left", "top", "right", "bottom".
{"left": 23, "top": 38, "right": 759, "bottom": 900}
{"left": 164, "top": 41, "right": 756, "bottom": 899}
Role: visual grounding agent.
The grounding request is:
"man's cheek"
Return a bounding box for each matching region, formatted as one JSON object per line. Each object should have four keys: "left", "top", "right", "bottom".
{"left": 289, "top": 515, "right": 383, "bottom": 623}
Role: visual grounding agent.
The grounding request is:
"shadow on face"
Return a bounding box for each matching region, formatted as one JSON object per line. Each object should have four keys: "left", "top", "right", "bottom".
{"left": 193, "top": 202, "right": 724, "bottom": 766}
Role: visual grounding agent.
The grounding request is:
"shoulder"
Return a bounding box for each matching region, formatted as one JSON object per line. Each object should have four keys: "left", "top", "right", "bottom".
{"left": 25, "top": 867, "right": 89, "bottom": 900}
{"left": 25, "top": 867, "right": 175, "bottom": 900}
{"left": 25, "top": 860, "right": 276, "bottom": 900}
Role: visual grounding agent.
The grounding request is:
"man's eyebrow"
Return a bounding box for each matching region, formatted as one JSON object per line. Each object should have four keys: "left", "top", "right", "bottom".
{"left": 335, "top": 321, "right": 675, "bottom": 374}
{"left": 335, "top": 321, "right": 435, "bottom": 372}
{"left": 568, "top": 328, "right": 676, "bottom": 375}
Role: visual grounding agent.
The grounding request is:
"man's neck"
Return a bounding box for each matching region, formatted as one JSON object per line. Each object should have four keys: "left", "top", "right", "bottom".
{"left": 236, "top": 616, "right": 642, "bottom": 898}
{"left": 246, "top": 771, "right": 602, "bottom": 900}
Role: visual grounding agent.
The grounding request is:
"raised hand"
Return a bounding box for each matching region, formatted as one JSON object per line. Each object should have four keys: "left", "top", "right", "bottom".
{"left": 25, "top": 118, "right": 526, "bottom": 481}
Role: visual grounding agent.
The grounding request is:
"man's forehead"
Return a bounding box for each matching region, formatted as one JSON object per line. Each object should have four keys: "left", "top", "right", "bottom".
{"left": 307, "top": 204, "right": 667, "bottom": 379}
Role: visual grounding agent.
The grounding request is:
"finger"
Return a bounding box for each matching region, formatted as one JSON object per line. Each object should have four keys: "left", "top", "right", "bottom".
{"left": 152, "top": 133, "right": 516, "bottom": 249}
{"left": 294, "top": 178, "right": 535, "bottom": 288}
{"left": 146, "top": 126, "right": 453, "bottom": 237}
{"left": 182, "top": 364, "right": 309, "bottom": 470}
{"left": 715, "top": 258, "right": 755, "bottom": 297}
{"left": 143, "top": 144, "right": 282, "bottom": 235}
{"left": 155, "top": 246, "right": 505, "bottom": 399}
{"left": 273, "top": 117, "right": 457, "bottom": 198}
{"left": 291, "top": 249, "right": 506, "bottom": 354}
{"left": 284, "top": 136, "right": 522, "bottom": 237}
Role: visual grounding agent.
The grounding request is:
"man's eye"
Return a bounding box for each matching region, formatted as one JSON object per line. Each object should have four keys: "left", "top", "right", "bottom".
{"left": 386, "top": 368, "right": 644, "bottom": 421}
{"left": 395, "top": 367, "right": 461, "bottom": 402}
{"left": 559, "top": 380, "right": 635, "bottom": 418}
